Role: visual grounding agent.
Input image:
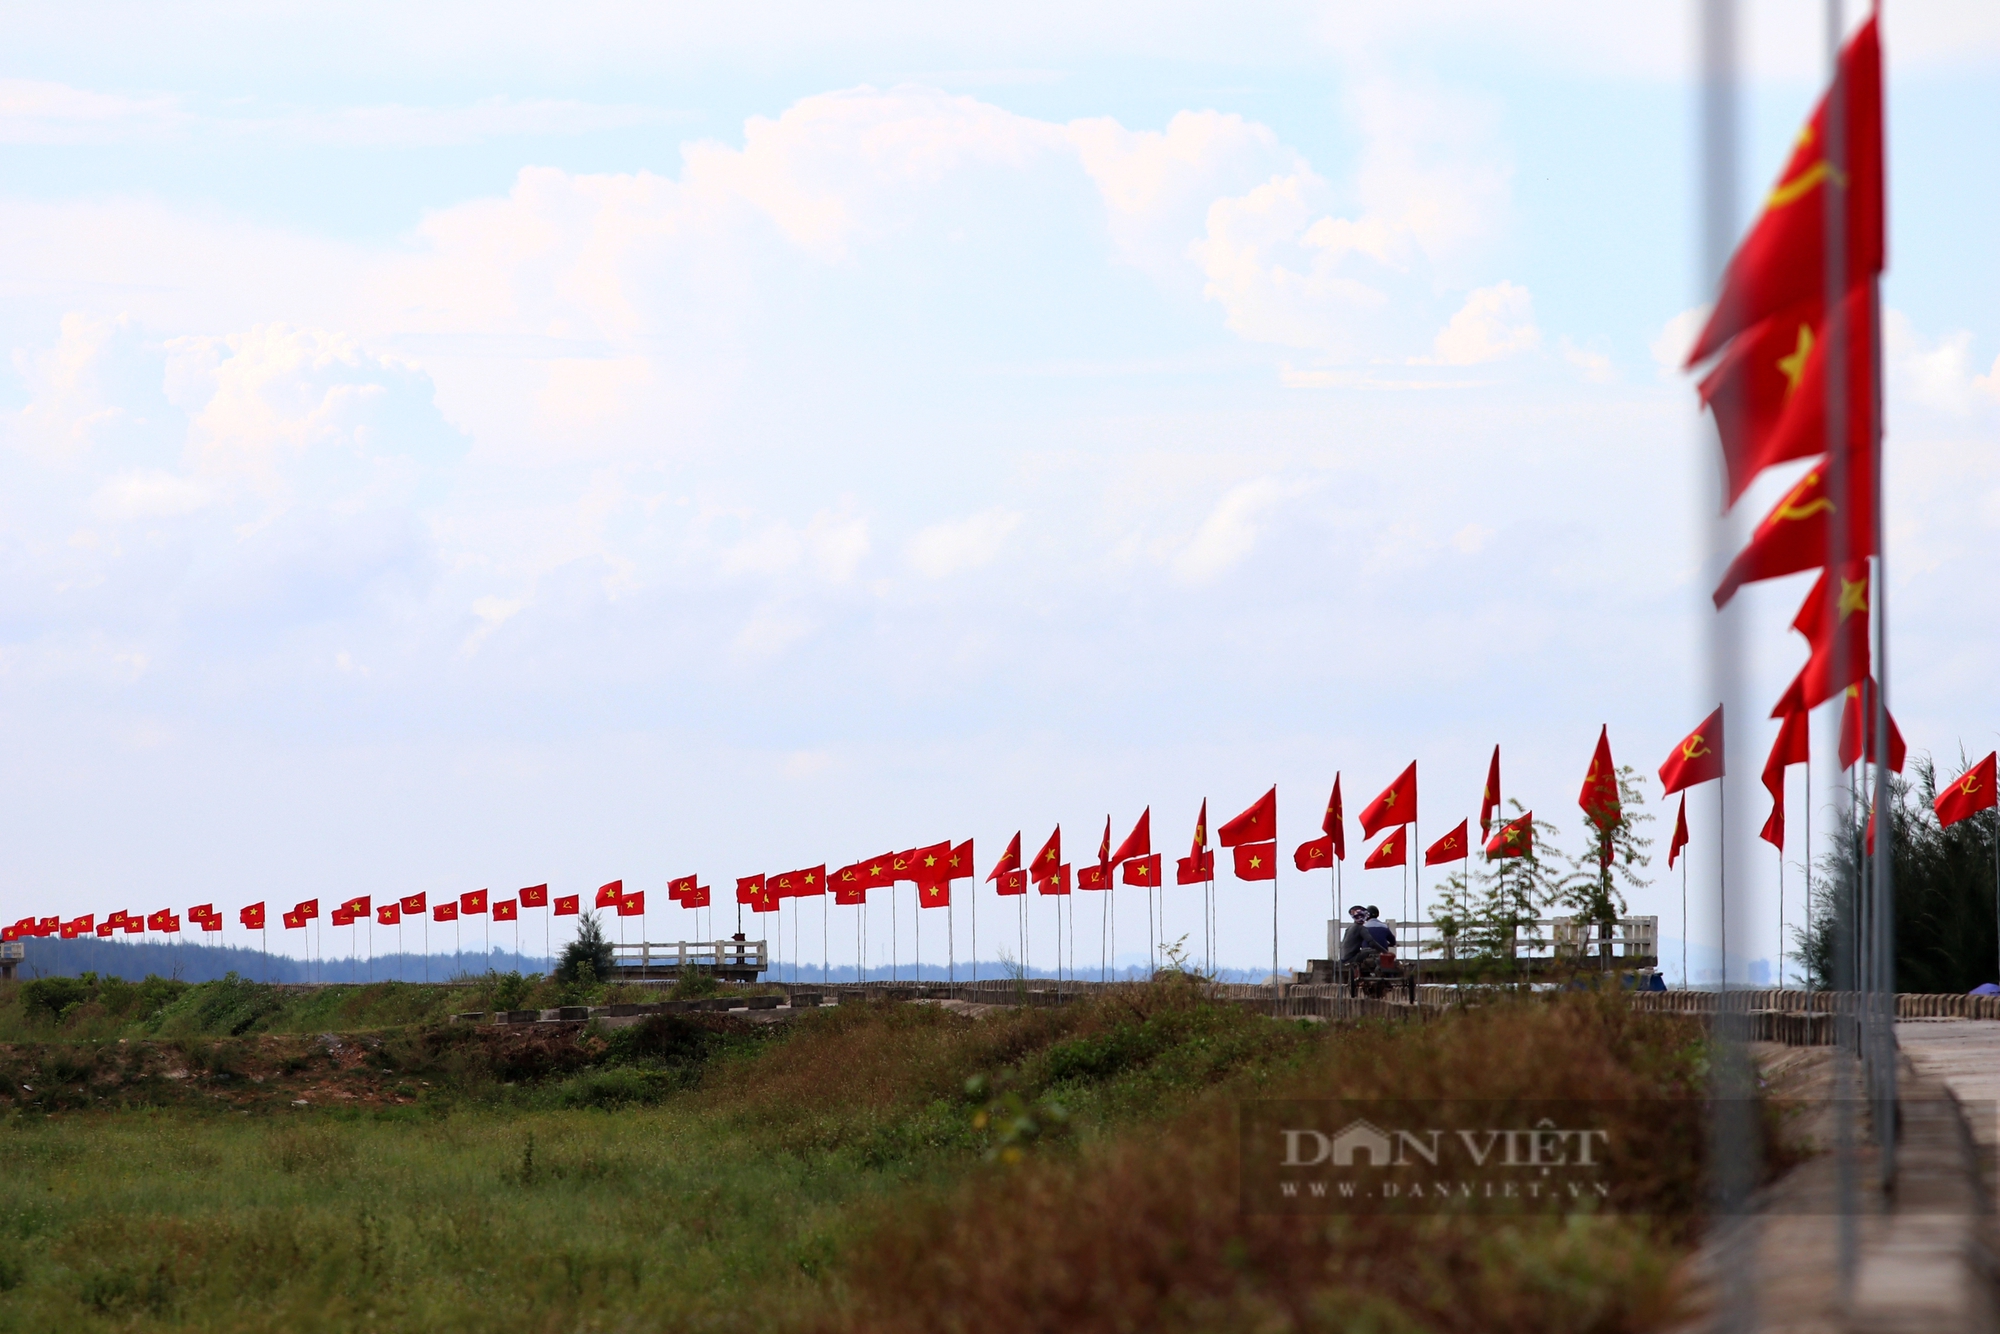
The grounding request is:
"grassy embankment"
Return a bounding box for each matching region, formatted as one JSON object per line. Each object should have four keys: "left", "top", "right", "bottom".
{"left": 0, "top": 973, "right": 1733, "bottom": 1333}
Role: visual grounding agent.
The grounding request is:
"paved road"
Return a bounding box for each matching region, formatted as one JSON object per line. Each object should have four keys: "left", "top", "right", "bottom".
{"left": 1898, "top": 1019, "right": 2000, "bottom": 1152}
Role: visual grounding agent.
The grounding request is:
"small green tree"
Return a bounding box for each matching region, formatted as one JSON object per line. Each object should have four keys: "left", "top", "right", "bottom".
{"left": 1800, "top": 753, "right": 2000, "bottom": 993}
{"left": 557, "top": 913, "right": 615, "bottom": 985}
{"left": 1431, "top": 802, "right": 1568, "bottom": 974}
{"left": 1550, "top": 765, "right": 1656, "bottom": 964}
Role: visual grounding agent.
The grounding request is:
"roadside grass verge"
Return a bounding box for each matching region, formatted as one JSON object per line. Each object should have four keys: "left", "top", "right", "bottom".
{"left": 820, "top": 993, "right": 1718, "bottom": 1334}
{"left": 0, "top": 985, "right": 1731, "bottom": 1332}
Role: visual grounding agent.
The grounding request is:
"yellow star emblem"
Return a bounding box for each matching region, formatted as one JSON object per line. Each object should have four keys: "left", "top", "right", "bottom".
{"left": 1837, "top": 575, "right": 1869, "bottom": 620}
{"left": 1248, "top": 854, "right": 1263, "bottom": 868}
{"left": 924, "top": 854, "right": 937, "bottom": 867}
{"left": 804, "top": 871, "right": 816, "bottom": 884}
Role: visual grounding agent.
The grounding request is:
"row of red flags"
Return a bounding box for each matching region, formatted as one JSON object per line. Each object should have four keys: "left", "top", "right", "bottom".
{"left": 9, "top": 732, "right": 1991, "bottom": 948}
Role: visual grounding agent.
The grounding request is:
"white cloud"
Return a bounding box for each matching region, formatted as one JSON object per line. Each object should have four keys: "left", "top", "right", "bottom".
{"left": 906, "top": 508, "right": 1022, "bottom": 579}
{"left": 1173, "top": 477, "right": 1297, "bottom": 584}
{"left": 90, "top": 469, "right": 211, "bottom": 520}
{"left": 1650, "top": 307, "right": 1709, "bottom": 374}
{"left": 1187, "top": 78, "right": 1511, "bottom": 360}
{"left": 0, "top": 78, "right": 679, "bottom": 147}
{"left": 1559, "top": 337, "right": 1615, "bottom": 383}
{"left": 1885, "top": 309, "right": 1989, "bottom": 417}
{"left": 1431, "top": 282, "right": 1539, "bottom": 365}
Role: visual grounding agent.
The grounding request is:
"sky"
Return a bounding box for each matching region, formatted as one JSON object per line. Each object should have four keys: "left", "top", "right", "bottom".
{"left": 1, "top": 1, "right": 1996, "bottom": 982}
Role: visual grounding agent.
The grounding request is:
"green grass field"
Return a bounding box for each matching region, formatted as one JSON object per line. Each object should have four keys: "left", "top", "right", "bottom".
{"left": 0, "top": 974, "right": 1735, "bottom": 1332}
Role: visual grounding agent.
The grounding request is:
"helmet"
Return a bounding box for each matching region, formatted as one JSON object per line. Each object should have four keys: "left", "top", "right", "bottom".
{"left": 1365, "top": 906, "right": 1380, "bottom": 919}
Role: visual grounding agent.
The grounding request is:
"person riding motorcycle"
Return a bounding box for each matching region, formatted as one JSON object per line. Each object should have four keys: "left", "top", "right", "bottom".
{"left": 1363, "top": 906, "right": 1396, "bottom": 952}
{"left": 1338, "top": 905, "right": 1372, "bottom": 964}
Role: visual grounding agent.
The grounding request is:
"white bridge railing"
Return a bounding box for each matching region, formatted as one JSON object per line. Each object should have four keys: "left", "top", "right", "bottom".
{"left": 1327, "top": 916, "right": 1659, "bottom": 965}
{"left": 608, "top": 939, "right": 768, "bottom": 975}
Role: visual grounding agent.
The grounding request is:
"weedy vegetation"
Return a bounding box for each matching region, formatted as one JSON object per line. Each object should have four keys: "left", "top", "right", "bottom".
{"left": 0, "top": 975, "right": 1750, "bottom": 1333}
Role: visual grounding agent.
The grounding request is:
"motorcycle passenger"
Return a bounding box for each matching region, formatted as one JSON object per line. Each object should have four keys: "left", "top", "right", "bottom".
{"left": 1338, "top": 905, "right": 1372, "bottom": 964}
{"left": 1363, "top": 906, "right": 1396, "bottom": 952}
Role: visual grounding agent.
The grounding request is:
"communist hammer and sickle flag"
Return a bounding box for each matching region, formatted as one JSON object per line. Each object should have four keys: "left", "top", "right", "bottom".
{"left": 1934, "top": 753, "right": 1998, "bottom": 830}
{"left": 1659, "top": 706, "right": 1726, "bottom": 796}
{"left": 1713, "top": 462, "right": 1875, "bottom": 609}
{"left": 1684, "top": 17, "right": 1882, "bottom": 367}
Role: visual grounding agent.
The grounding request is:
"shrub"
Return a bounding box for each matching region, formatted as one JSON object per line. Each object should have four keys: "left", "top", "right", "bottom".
{"left": 20, "top": 977, "right": 91, "bottom": 1023}
{"left": 557, "top": 914, "right": 615, "bottom": 985}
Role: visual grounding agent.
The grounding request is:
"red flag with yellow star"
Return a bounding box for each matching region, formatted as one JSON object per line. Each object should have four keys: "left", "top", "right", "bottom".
{"left": 1363, "top": 830, "right": 1405, "bottom": 870}
{"left": 858, "top": 854, "right": 897, "bottom": 890}
{"left": 1659, "top": 707, "right": 1725, "bottom": 795}
{"left": 1219, "top": 789, "right": 1275, "bottom": 847}
{"left": 1788, "top": 561, "right": 1871, "bottom": 708}
{"left": 1031, "top": 827, "right": 1061, "bottom": 882}
{"left": 1323, "top": 778, "right": 1344, "bottom": 860}
{"left": 1684, "top": 17, "right": 1882, "bottom": 365}
{"left": 1935, "top": 753, "right": 1998, "bottom": 829}
{"left": 1485, "top": 812, "right": 1534, "bottom": 860}
{"left": 1359, "top": 763, "right": 1416, "bottom": 838}
{"left": 1231, "top": 840, "right": 1278, "bottom": 881}
{"left": 1038, "top": 864, "right": 1071, "bottom": 895}
{"left": 1700, "top": 287, "right": 1873, "bottom": 506}
{"left": 1121, "top": 853, "right": 1162, "bottom": 886}
{"left": 909, "top": 841, "right": 952, "bottom": 892}
{"left": 1837, "top": 681, "right": 1905, "bottom": 772}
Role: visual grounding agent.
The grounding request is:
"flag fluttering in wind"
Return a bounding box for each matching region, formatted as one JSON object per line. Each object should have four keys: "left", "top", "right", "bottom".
{"left": 1935, "top": 754, "right": 1998, "bottom": 829}
{"left": 988, "top": 832, "right": 1021, "bottom": 883}
{"left": 1713, "top": 463, "right": 1875, "bottom": 608}
{"left": 1700, "top": 285, "right": 1874, "bottom": 506}
{"left": 240, "top": 903, "right": 266, "bottom": 930}
{"left": 1219, "top": 788, "right": 1276, "bottom": 847}
{"left": 1122, "top": 854, "right": 1162, "bottom": 886}
{"left": 1031, "top": 827, "right": 1062, "bottom": 882}
{"left": 1668, "top": 797, "right": 1690, "bottom": 870}
{"left": 1782, "top": 561, "right": 1871, "bottom": 709}
{"left": 435, "top": 902, "right": 459, "bottom": 922}
{"left": 519, "top": 885, "right": 549, "bottom": 909}
{"left": 1659, "top": 707, "right": 1726, "bottom": 795}
{"left": 493, "top": 899, "right": 519, "bottom": 922}
{"left": 1424, "top": 820, "right": 1469, "bottom": 867}
{"left": 461, "top": 889, "right": 489, "bottom": 915}
{"left": 1112, "top": 809, "right": 1150, "bottom": 866}
{"left": 1323, "top": 778, "right": 1345, "bottom": 861}
{"left": 595, "top": 881, "right": 622, "bottom": 909}
{"left": 553, "top": 895, "right": 579, "bottom": 916}
{"left": 1231, "top": 841, "right": 1277, "bottom": 881}
{"left": 1293, "top": 835, "right": 1333, "bottom": 872}
{"left": 1479, "top": 747, "right": 1500, "bottom": 836}
{"left": 1579, "top": 726, "right": 1621, "bottom": 868}
{"left": 1838, "top": 681, "right": 1905, "bottom": 772}
{"left": 1485, "top": 812, "right": 1534, "bottom": 861}
{"left": 1684, "top": 18, "right": 1883, "bottom": 368}
{"left": 1359, "top": 764, "right": 1416, "bottom": 839}
{"left": 400, "top": 892, "right": 427, "bottom": 915}
{"left": 1176, "top": 850, "right": 1214, "bottom": 885}
{"left": 1038, "top": 864, "right": 1071, "bottom": 895}
{"left": 1760, "top": 709, "right": 1810, "bottom": 849}
{"left": 1363, "top": 831, "right": 1405, "bottom": 870}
